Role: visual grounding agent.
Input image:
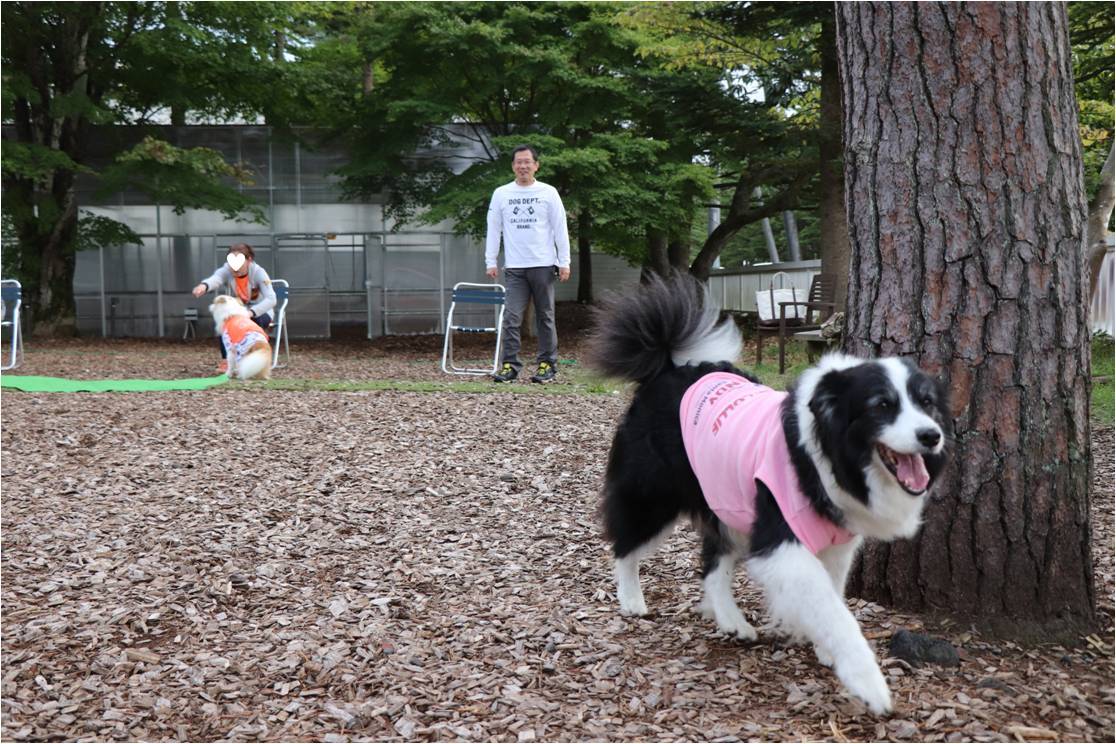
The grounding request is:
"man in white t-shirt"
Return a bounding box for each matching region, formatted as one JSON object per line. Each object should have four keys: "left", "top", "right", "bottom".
{"left": 485, "top": 145, "right": 572, "bottom": 383}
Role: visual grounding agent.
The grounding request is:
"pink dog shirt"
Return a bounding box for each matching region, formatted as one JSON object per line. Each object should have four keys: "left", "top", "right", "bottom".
{"left": 679, "top": 372, "right": 854, "bottom": 555}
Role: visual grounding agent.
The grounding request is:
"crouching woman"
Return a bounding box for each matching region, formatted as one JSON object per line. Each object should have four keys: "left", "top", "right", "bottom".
{"left": 192, "top": 243, "right": 276, "bottom": 373}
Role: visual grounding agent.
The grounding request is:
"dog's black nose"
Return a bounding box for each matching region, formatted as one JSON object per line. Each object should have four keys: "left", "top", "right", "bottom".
{"left": 917, "top": 428, "right": 941, "bottom": 448}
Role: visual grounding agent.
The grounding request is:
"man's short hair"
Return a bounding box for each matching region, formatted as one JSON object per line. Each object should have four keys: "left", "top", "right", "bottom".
{"left": 511, "top": 145, "right": 539, "bottom": 162}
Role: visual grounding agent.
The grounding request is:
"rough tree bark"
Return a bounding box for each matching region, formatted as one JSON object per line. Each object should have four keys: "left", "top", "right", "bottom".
{"left": 818, "top": 9, "right": 851, "bottom": 310}
{"left": 837, "top": 2, "right": 1094, "bottom": 638}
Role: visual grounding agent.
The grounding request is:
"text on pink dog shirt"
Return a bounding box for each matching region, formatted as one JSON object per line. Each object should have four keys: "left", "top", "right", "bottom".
{"left": 679, "top": 372, "right": 853, "bottom": 555}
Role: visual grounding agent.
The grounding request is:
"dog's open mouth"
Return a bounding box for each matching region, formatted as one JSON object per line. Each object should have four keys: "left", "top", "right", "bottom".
{"left": 876, "top": 443, "right": 931, "bottom": 495}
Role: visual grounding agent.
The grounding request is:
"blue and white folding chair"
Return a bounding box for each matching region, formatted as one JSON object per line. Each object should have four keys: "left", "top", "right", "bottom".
{"left": 270, "top": 279, "right": 290, "bottom": 369}
{"left": 1, "top": 279, "right": 24, "bottom": 371}
{"left": 441, "top": 282, "right": 506, "bottom": 375}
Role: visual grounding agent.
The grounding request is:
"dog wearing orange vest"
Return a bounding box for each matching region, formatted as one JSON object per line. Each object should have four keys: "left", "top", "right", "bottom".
{"left": 209, "top": 295, "right": 272, "bottom": 380}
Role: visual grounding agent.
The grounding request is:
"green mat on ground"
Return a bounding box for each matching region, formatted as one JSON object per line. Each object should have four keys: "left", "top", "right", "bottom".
{"left": 0, "top": 374, "right": 229, "bottom": 393}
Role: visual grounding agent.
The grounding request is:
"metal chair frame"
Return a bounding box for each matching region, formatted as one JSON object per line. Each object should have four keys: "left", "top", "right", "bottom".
{"left": 270, "top": 279, "right": 290, "bottom": 369}
{"left": 441, "top": 282, "right": 506, "bottom": 376}
{"left": 1, "top": 279, "right": 24, "bottom": 371}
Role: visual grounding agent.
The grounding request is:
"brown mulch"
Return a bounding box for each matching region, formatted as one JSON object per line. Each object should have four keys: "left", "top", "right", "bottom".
{"left": 3, "top": 333, "right": 602, "bottom": 385}
{"left": 0, "top": 337, "right": 1113, "bottom": 742}
{"left": 6, "top": 302, "right": 604, "bottom": 383}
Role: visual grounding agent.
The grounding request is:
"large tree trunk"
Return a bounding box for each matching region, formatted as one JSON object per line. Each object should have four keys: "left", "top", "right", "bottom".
{"left": 818, "top": 9, "right": 851, "bottom": 310}
{"left": 37, "top": 173, "right": 81, "bottom": 336}
{"left": 577, "top": 210, "right": 593, "bottom": 304}
{"left": 4, "top": 5, "right": 97, "bottom": 336}
{"left": 7, "top": 172, "right": 81, "bottom": 337}
{"left": 837, "top": 2, "right": 1094, "bottom": 638}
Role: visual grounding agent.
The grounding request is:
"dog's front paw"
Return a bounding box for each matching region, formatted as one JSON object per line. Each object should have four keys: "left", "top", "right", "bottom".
{"left": 837, "top": 658, "right": 892, "bottom": 715}
{"left": 618, "top": 597, "right": 648, "bottom": 617}
{"left": 815, "top": 645, "right": 834, "bottom": 667}
{"left": 617, "top": 585, "right": 648, "bottom": 616}
{"left": 694, "top": 597, "right": 715, "bottom": 621}
{"left": 714, "top": 614, "right": 757, "bottom": 641}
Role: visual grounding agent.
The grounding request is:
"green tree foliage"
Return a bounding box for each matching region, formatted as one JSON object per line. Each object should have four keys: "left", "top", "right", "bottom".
{"left": 97, "top": 136, "right": 265, "bottom": 221}
{"left": 2, "top": 1, "right": 1111, "bottom": 327}
{"left": 619, "top": 1, "right": 827, "bottom": 275}
{"left": 313, "top": 2, "right": 727, "bottom": 298}
{"left": 1069, "top": 1, "right": 1114, "bottom": 197}
{"left": 0, "top": 2, "right": 288, "bottom": 334}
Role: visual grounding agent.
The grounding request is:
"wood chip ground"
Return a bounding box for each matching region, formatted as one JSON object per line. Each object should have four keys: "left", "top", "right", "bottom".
{"left": 1, "top": 335, "right": 1113, "bottom": 742}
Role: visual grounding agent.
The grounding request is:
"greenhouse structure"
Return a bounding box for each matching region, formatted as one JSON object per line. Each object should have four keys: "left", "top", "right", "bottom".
{"left": 70, "top": 125, "right": 648, "bottom": 339}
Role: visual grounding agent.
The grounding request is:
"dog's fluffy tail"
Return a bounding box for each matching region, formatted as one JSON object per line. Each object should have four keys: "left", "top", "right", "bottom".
{"left": 586, "top": 271, "right": 741, "bottom": 384}
{"left": 237, "top": 346, "right": 272, "bottom": 380}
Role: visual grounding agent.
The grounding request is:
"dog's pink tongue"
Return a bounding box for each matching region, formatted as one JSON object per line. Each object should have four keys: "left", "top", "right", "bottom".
{"left": 896, "top": 452, "right": 930, "bottom": 492}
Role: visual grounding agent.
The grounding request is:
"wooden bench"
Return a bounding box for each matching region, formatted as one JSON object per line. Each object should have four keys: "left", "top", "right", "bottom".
{"left": 792, "top": 329, "right": 838, "bottom": 363}
{"left": 755, "top": 273, "right": 837, "bottom": 373}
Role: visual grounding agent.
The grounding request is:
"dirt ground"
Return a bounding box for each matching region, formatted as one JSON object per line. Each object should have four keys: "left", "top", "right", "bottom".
{"left": 3, "top": 302, "right": 607, "bottom": 384}
{"left": 1, "top": 328, "right": 1113, "bottom": 742}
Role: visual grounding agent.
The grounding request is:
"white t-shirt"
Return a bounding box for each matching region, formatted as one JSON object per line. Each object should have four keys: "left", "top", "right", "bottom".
{"left": 485, "top": 180, "right": 571, "bottom": 270}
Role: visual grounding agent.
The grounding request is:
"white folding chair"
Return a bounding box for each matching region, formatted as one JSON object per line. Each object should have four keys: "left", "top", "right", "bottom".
{"left": 441, "top": 282, "right": 506, "bottom": 375}
{"left": 1, "top": 279, "right": 24, "bottom": 371}
{"left": 270, "top": 279, "right": 290, "bottom": 369}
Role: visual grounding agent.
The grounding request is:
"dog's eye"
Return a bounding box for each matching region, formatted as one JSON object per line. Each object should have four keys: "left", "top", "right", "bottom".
{"left": 921, "top": 395, "right": 934, "bottom": 407}
{"left": 874, "top": 399, "right": 892, "bottom": 410}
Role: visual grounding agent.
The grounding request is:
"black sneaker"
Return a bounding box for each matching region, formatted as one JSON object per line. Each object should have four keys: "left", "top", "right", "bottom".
{"left": 530, "top": 361, "right": 557, "bottom": 383}
{"left": 492, "top": 363, "right": 518, "bottom": 382}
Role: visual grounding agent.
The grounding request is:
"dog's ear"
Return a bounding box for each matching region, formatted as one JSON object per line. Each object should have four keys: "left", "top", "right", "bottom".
{"left": 807, "top": 369, "right": 846, "bottom": 432}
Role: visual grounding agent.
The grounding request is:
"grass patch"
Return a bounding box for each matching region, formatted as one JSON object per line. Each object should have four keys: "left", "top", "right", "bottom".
{"left": 233, "top": 338, "right": 1116, "bottom": 428}
{"left": 249, "top": 359, "right": 625, "bottom": 397}
{"left": 253, "top": 378, "right": 622, "bottom": 396}
{"left": 1093, "top": 334, "right": 1114, "bottom": 427}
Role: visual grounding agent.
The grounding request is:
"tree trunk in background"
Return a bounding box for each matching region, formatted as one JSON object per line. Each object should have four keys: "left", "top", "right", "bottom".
{"left": 577, "top": 210, "right": 593, "bottom": 303}
{"left": 363, "top": 62, "right": 375, "bottom": 96}
{"left": 9, "top": 165, "right": 81, "bottom": 337}
{"left": 1087, "top": 143, "right": 1114, "bottom": 299}
{"left": 36, "top": 173, "right": 80, "bottom": 336}
{"left": 273, "top": 30, "right": 286, "bottom": 61}
{"left": 818, "top": 9, "right": 851, "bottom": 310}
{"left": 754, "top": 188, "right": 780, "bottom": 263}
{"left": 646, "top": 230, "right": 669, "bottom": 279}
{"left": 782, "top": 211, "right": 801, "bottom": 262}
{"left": 837, "top": 2, "right": 1094, "bottom": 638}
{"left": 4, "top": 6, "right": 98, "bottom": 336}
{"left": 667, "top": 238, "right": 689, "bottom": 271}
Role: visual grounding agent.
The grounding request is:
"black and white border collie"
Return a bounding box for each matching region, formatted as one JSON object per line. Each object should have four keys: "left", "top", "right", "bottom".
{"left": 587, "top": 274, "right": 952, "bottom": 715}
